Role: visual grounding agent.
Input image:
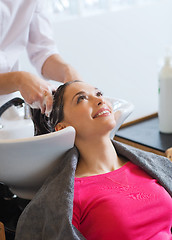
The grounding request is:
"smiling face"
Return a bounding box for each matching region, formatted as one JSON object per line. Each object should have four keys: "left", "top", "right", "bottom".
{"left": 56, "top": 82, "right": 116, "bottom": 142}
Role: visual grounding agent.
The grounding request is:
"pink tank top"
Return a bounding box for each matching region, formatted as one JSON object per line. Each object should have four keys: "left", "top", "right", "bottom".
{"left": 73, "top": 162, "right": 172, "bottom": 240}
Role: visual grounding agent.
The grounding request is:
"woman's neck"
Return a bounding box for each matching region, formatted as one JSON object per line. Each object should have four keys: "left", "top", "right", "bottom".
{"left": 75, "top": 136, "right": 124, "bottom": 177}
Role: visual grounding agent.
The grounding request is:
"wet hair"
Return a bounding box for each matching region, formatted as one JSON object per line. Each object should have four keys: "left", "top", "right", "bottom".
{"left": 31, "top": 80, "right": 81, "bottom": 136}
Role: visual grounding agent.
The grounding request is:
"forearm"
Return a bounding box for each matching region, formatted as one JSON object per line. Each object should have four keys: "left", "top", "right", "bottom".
{"left": 0, "top": 72, "right": 21, "bottom": 95}
{"left": 0, "top": 71, "right": 53, "bottom": 114}
{"left": 41, "top": 54, "right": 81, "bottom": 83}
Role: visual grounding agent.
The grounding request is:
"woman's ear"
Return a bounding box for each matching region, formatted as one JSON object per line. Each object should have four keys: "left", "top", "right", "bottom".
{"left": 55, "top": 122, "right": 68, "bottom": 131}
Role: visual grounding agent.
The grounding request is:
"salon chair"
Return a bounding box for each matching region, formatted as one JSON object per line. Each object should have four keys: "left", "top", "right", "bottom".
{"left": 0, "top": 97, "right": 134, "bottom": 240}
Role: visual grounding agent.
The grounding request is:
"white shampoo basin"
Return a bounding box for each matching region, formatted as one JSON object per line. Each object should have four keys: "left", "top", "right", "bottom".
{"left": 0, "top": 127, "right": 76, "bottom": 199}
{"left": 0, "top": 98, "right": 134, "bottom": 199}
{"left": 0, "top": 105, "right": 34, "bottom": 139}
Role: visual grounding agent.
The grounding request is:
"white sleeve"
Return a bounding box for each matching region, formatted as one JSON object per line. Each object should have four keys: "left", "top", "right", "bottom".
{"left": 27, "top": 0, "right": 59, "bottom": 76}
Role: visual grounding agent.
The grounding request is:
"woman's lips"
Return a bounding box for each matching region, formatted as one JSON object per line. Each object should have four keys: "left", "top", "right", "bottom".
{"left": 93, "top": 108, "right": 111, "bottom": 119}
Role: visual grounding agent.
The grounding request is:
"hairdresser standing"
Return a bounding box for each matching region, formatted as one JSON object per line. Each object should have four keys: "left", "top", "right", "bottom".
{"left": 0, "top": 0, "right": 80, "bottom": 115}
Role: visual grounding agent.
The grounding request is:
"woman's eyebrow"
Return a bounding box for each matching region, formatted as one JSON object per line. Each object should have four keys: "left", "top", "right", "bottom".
{"left": 72, "top": 91, "right": 85, "bottom": 101}
{"left": 72, "top": 88, "right": 99, "bottom": 101}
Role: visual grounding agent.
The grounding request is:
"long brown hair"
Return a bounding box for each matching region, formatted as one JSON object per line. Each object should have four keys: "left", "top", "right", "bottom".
{"left": 31, "top": 80, "right": 81, "bottom": 136}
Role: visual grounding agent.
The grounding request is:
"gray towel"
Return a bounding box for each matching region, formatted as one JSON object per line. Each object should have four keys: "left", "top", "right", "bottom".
{"left": 15, "top": 141, "right": 172, "bottom": 240}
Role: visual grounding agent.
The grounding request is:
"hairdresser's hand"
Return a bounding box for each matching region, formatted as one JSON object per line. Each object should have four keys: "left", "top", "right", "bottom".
{"left": 62, "top": 64, "right": 82, "bottom": 83}
{"left": 42, "top": 54, "right": 82, "bottom": 83}
{"left": 18, "top": 71, "right": 54, "bottom": 115}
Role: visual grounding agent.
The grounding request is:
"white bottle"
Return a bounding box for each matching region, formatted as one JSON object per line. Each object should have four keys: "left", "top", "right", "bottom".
{"left": 158, "top": 54, "right": 172, "bottom": 133}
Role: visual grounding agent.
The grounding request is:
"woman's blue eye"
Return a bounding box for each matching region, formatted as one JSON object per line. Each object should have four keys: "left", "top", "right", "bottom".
{"left": 77, "top": 95, "right": 87, "bottom": 104}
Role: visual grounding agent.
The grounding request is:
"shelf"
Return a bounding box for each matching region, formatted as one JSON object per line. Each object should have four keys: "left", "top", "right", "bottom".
{"left": 114, "top": 113, "right": 172, "bottom": 156}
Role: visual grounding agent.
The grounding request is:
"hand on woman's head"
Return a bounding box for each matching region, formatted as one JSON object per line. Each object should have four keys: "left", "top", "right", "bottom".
{"left": 30, "top": 80, "right": 81, "bottom": 136}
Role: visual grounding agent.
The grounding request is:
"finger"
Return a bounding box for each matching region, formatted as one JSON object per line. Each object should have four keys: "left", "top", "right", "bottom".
{"left": 42, "top": 90, "right": 53, "bottom": 116}
{"left": 29, "top": 101, "right": 41, "bottom": 109}
{"left": 38, "top": 101, "right": 45, "bottom": 114}
{"left": 31, "top": 90, "right": 48, "bottom": 114}
{"left": 45, "top": 95, "right": 53, "bottom": 117}
{"left": 48, "top": 84, "right": 56, "bottom": 92}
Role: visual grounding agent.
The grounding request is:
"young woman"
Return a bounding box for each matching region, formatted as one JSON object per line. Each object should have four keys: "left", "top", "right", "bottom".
{"left": 16, "top": 81, "right": 172, "bottom": 240}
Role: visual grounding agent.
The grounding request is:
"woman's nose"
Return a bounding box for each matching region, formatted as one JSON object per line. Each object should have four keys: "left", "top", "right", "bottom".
{"left": 97, "top": 100, "right": 102, "bottom": 106}
{"left": 96, "top": 97, "right": 105, "bottom": 106}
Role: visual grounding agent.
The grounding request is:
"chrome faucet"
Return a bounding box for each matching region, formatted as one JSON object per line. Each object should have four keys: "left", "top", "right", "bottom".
{"left": 0, "top": 98, "right": 24, "bottom": 118}
{"left": 24, "top": 103, "right": 31, "bottom": 119}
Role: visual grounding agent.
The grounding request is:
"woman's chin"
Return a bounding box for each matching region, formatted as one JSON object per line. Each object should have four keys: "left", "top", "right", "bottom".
{"left": 73, "top": 119, "right": 116, "bottom": 140}
{"left": 105, "top": 119, "right": 117, "bottom": 131}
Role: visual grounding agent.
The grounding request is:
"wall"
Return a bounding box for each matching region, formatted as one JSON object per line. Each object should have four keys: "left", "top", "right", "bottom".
{"left": 20, "top": 0, "right": 172, "bottom": 122}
